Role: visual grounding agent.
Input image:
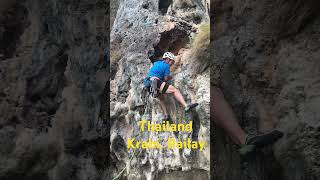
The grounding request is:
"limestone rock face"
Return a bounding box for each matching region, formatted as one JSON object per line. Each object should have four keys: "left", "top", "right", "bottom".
{"left": 110, "top": 0, "right": 210, "bottom": 179}
{"left": 0, "top": 0, "right": 108, "bottom": 180}
{"left": 212, "top": 0, "right": 320, "bottom": 180}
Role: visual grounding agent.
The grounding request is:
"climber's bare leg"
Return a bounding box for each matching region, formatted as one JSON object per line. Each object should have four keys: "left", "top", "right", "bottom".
{"left": 160, "top": 83, "right": 188, "bottom": 108}
{"left": 211, "top": 86, "right": 247, "bottom": 145}
{"left": 158, "top": 94, "right": 168, "bottom": 116}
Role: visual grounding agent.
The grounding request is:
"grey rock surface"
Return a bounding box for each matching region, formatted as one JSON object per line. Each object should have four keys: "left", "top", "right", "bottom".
{"left": 0, "top": 0, "right": 108, "bottom": 180}
{"left": 212, "top": 0, "right": 320, "bottom": 179}
{"left": 110, "top": 0, "right": 210, "bottom": 179}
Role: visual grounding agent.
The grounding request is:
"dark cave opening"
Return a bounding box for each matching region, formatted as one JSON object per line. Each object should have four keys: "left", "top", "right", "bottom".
{"left": 149, "top": 25, "right": 191, "bottom": 63}
{"left": 0, "top": 3, "right": 28, "bottom": 60}
{"left": 159, "top": 0, "right": 173, "bottom": 15}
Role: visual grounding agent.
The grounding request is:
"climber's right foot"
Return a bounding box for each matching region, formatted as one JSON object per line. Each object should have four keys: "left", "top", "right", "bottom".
{"left": 184, "top": 103, "right": 198, "bottom": 112}
{"left": 246, "top": 130, "right": 284, "bottom": 148}
{"left": 239, "top": 130, "right": 284, "bottom": 155}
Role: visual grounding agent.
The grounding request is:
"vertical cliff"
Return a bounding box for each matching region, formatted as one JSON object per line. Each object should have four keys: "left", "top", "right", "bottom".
{"left": 212, "top": 0, "right": 320, "bottom": 179}
{"left": 0, "top": 0, "right": 109, "bottom": 179}
{"left": 110, "top": 0, "right": 210, "bottom": 179}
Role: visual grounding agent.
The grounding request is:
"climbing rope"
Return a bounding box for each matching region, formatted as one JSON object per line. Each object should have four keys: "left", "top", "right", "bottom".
{"left": 111, "top": 147, "right": 137, "bottom": 180}
{"left": 112, "top": 92, "right": 152, "bottom": 180}
{"left": 111, "top": 130, "right": 141, "bottom": 180}
{"left": 111, "top": 91, "right": 195, "bottom": 179}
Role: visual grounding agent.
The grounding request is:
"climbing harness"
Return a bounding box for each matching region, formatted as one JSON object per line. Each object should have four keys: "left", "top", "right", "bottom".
{"left": 149, "top": 77, "right": 160, "bottom": 98}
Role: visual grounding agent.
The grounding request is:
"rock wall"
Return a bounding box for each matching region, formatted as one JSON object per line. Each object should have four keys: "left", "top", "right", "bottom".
{"left": 110, "top": 0, "right": 210, "bottom": 179}
{"left": 212, "top": 0, "right": 320, "bottom": 179}
{"left": 0, "top": 0, "right": 109, "bottom": 179}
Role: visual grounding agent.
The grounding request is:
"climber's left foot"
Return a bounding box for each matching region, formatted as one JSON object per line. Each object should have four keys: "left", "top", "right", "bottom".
{"left": 184, "top": 103, "right": 198, "bottom": 112}
{"left": 162, "top": 115, "right": 171, "bottom": 121}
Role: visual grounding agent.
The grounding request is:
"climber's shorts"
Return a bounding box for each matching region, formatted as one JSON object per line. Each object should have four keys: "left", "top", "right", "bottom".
{"left": 160, "top": 81, "right": 170, "bottom": 94}
{"left": 144, "top": 77, "right": 161, "bottom": 88}
{"left": 143, "top": 77, "right": 170, "bottom": 94}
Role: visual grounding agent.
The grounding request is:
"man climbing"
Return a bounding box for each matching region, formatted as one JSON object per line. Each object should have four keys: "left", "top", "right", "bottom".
{"left": 144, "top": 52, "right": 198, "bottom": 120}
{"left": 211, "top": 86, "right": 283, "bottom": 155}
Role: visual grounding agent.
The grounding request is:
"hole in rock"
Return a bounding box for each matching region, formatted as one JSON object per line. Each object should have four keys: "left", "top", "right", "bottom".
{"left": 0, "top": 3, "right": 28, "bottom": 60}
{"left": 150, "top": 24, "right": 191, "bottom": 63}
{"left": 159, "top": 0, "right": 173, "bottom": 15}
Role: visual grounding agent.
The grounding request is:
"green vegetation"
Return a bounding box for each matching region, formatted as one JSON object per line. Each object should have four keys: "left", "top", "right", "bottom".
{"left": 192, "top": 23, "right": 210, "bottom": 73}
{"left": 193, "top": 23, "right": 210, "bottom": 48}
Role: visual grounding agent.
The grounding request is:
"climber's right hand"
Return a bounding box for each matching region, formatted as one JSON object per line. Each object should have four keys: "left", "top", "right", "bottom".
{"left": 164, "top": 76, "right": 173, "bottom": 81}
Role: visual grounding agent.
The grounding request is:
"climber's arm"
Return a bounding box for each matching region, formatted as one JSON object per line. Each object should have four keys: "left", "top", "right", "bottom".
{"left": 164, "top": 76, "right": 173, "bottom": 81}
{"left": 163, "top": 65, "right": 172, "bottom": 81}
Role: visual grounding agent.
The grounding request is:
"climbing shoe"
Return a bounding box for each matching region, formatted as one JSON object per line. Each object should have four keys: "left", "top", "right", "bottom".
{"left": 246, "top": 130, "right": 283, "bottom": 148}
{"left": 184, "top": 103, "right": 198, "bottom": 112}
{"left": 239, "top": 130, "right": 284, "bottom": 155}
{"left": 162, "top": 115, "right": 171, "bottom": 121}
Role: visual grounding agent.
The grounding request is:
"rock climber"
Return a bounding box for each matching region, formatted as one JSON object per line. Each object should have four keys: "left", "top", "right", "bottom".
{"left": 211, "top": 86, "right": 284, "bottom": 154}
{"left": 144, "top": 52, "right": 198, "bottom": 120}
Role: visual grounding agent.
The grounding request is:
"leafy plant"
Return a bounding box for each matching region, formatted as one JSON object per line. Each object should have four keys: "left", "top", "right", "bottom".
{"left": 191, "top": 23, "right": 210, "bottom": 73}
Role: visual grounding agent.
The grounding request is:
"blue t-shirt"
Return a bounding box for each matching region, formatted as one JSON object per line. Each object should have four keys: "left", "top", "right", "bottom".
{"left": 147, "top": 60, "right": 170, "bottom": 81}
